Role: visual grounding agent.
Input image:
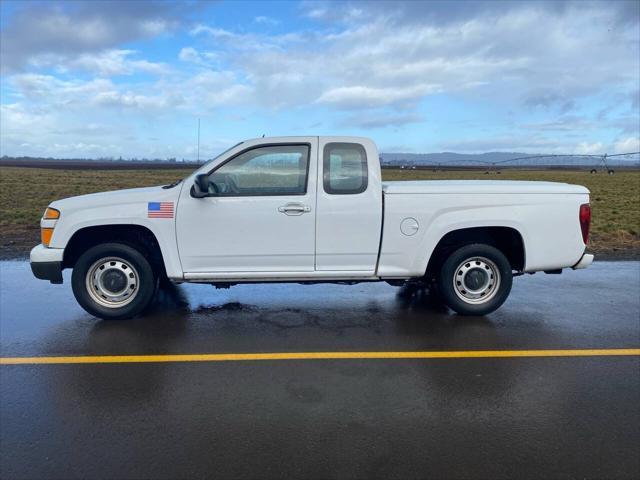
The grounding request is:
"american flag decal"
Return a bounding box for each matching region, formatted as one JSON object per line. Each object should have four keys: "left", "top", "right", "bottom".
{"left": 148, "top": 202, "right": 174, "bottom": 218}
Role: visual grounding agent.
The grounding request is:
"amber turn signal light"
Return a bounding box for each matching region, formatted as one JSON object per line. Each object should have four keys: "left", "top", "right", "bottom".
{"left": 41, "top": 228, "right": 54, "bottom": 246}
{"left": 43, "top": 208, "right": 60, "bottom": 220}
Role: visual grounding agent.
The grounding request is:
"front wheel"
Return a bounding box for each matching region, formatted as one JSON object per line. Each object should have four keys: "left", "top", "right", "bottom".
{"left": 71, "top": 243, "right": 157, "bottom": 320}
{"left": 437, "top": 244, "right": 513, "bottom": 316}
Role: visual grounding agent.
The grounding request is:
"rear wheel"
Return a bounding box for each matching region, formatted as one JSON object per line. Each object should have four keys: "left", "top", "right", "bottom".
{"left": 437, "top": 243, "right": 512, "bottom": 315}
{"left": 71, "top": 243, "right": 157, "bottom": 320}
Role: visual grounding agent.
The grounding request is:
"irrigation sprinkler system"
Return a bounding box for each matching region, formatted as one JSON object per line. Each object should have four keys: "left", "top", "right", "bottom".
{"left": 386, "top": 152, "right": 640, "bottom": 174}
{"left": 492, "top": 152, "right": 640, "bottom": 175}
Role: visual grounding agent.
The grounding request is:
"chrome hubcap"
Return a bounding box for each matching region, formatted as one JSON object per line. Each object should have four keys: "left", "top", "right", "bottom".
{"left": 453, "top": 256, "right": 501, "bottom": 304}
{"left": 86, "top": 257, "right": 139, "bottom": 308}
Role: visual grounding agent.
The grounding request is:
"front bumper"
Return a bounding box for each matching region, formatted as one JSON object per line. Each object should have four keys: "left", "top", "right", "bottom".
{"left": 30, "top": 244, "right": 64, "bottom": 284}
{"left": 572, "top": 253, "right": 594, "bottom": 270}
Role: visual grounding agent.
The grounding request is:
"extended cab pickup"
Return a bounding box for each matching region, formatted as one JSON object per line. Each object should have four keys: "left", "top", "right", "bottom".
{"left": 31, "top": 136, "right": 594, "bottom": 319}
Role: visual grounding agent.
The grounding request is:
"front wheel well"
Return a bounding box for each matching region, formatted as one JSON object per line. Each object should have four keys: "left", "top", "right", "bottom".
{"left": 425, "top": 226, "right": 525, "bottom": 277}
{"left": 62, "top": 225, "right": 167, "bottom": 278}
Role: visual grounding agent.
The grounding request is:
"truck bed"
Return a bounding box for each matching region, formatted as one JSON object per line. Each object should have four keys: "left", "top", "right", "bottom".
{"left": 378, "top": 180, "right": 590, "bottom": 277}
{"left": 382, "top": 180, "right": 589, "bottom": 195}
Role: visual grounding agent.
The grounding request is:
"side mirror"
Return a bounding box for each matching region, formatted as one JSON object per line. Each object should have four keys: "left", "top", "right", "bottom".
{"left": 191, "top": 174, "right": 210, "bottom": 198}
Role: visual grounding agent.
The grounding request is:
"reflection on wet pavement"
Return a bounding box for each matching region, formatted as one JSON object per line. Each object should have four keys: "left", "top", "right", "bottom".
{"left": 1, "top": 261, "right": 639, "bottom": 357}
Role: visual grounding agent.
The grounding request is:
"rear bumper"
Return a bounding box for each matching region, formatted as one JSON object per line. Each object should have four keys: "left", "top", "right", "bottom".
{"left": 30, "top": 244, "right": 64, "bottom": 284}
{"left": 572, "top": 253, "right": 594, "bottom": 270}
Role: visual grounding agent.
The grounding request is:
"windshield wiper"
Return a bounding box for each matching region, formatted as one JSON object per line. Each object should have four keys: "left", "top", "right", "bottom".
{"left": 162, "top": 178, "right": 183, "bottom": 189}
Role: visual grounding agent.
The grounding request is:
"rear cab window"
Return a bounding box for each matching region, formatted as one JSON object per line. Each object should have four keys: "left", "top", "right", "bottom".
{"left": 323, "top": 143, "right": 368, "bottom": 195}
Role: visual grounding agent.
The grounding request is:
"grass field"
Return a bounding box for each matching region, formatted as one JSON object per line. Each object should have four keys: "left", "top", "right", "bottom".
{"left": 1, "top": 166, "right": 638, "bottom": 259}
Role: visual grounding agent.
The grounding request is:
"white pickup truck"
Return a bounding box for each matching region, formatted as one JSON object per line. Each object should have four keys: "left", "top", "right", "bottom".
{"left": 31, "top": 136, "right": 593, "bottom": 320}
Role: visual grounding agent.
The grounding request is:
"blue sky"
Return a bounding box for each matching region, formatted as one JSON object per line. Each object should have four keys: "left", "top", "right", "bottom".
{"left": 1, "top": 0, "right": 638, "bottom": 159}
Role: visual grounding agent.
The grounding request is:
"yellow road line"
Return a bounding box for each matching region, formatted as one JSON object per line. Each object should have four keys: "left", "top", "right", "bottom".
{"left": 1, "top": 349, "right": 639, "bottom": 365}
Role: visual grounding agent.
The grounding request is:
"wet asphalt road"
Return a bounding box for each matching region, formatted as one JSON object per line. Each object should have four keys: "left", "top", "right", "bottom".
{"left": 0, "top": 261, "right": 639, "bottom": 480}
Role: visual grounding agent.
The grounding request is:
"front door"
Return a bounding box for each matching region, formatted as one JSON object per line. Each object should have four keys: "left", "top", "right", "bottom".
{"left": 176, "top": 140, "right": 317, "bottom": 274}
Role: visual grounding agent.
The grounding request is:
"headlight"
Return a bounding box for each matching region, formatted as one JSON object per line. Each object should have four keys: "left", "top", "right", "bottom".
{"left": 43, "top": 207, "right": 60, "bottom": 220}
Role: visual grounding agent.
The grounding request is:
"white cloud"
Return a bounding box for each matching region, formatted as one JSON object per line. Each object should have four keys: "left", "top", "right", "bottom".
{"left": 178, "top": 47, "right": 220, "bottom": 67}
{"left": 65, "top": 50, "right": 169, "bottom": 76}
{"left": 439, "top": 135, "right": 564, "bottom": 153}
{"left": 0, "top": 102, "right": 121, "bottom": 158}
{"left": 179, "top": 47, "right": 200, "bottom": 63}
{"left": 93, "top": 90, "right": 181, "bottom": 109}
{"left": 0, "top": 103, "right": 55, "bottom": 136}
{"left": 520, "top": 117, "right": 595, "bottom": 132}
{"left": 575, "top": 142, "right": 605, "bottom": 155}
{"left": 0, "top": 1, "right": 182, "bottom": 73}
{"left": 140, "top": 19, "right": 171, "bottom": 36}
{"left": 317, "top": 84, "right": 439, "bottom": 109}
{"left": 613, "top": 136, "right": 640, "bottom": 153}
{"left": 1, "top": 0, "right": 638, "bottom": 157}
{"left": 254, "top": 16, "right": 279, "bottom": 26}
{"left": 182, "top": 2, "right": 638, "bottom": 117}
{"left": 190, "top": 25, "right": 237, "bottom": 39}
{"left": 184, "top": 71, "right": 253, "bottom": 107}
{"left": 343, "top": 112, "right": 425, "bottom": 129}
{"left": 9, "top": 74, "right": 115, "bottom": 102}
{"left": 5, "top": 73, "right": 182, "bottom": 115}
{"left": 6, "top": 62, "right": 251, "bottom": 119}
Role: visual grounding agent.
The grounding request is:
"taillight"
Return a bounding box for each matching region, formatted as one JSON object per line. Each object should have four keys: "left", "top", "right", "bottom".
{"left": 579, "top": 203, "right": 591, "bottom": 245}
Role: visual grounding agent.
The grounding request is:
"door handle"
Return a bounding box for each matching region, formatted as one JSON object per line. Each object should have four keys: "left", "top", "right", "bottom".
{"left": 278, "top": 203, "right": 311, "bottom": 215}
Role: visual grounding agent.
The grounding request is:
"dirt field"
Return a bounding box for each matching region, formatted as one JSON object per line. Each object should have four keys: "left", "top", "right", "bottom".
{"left": 1, "top": 166, "right": 638, "bottom": 259}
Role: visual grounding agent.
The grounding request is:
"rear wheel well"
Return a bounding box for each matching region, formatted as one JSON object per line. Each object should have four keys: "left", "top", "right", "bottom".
{"left": 63, "top": 225, "right": 167, "bottom": 278}
{"left": 426, "top": 227, "right": 525, "bottom": 277}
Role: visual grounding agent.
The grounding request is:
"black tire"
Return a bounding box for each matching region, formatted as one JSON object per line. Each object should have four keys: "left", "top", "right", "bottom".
{"left": 437, "top": 243, "right": 512, "bottom": 316}
{"left": 71, "top": 243, "right": 157, "bottom": 320}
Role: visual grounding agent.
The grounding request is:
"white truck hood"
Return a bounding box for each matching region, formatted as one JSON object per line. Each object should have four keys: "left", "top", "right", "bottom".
{"left": 382, "top": 180, "right": 589, "bottom": 195}
{"left": 49, "top": 185, "right": 176, "bottom": 211}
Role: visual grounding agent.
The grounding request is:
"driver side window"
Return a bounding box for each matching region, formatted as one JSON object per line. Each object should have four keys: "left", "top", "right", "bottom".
{"left": 208, "top": 144, "right": 310, "bottom": 196}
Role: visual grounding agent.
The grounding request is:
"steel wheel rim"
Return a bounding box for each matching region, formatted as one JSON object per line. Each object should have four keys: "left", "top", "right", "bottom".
{"left": 86, "top": 257, "right": 139, "bottom": 308}
{"left": 452, "top": 256, "right": 501, "bottom": 305}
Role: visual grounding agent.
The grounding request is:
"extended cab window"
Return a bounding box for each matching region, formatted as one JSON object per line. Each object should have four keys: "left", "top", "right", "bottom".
{"left": 209, "top": 144, "right": 310, "bottom": 196}
{"left": 323, "top": 143, "right": 368, "bottom": 195}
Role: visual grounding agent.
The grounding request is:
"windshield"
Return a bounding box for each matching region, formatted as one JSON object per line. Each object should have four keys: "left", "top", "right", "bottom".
{"left": 199, "top": 142, "right": 244, "bottom": 171}
{"left": 163, "top": 142, "right": 244, "bottom": 188}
